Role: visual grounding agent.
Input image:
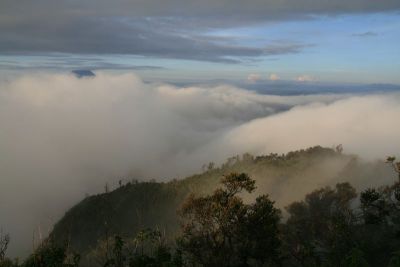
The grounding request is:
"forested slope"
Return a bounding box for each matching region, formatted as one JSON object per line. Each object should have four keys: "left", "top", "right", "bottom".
{"left": 50, "top": 146, "right": 393, "bottom": 257}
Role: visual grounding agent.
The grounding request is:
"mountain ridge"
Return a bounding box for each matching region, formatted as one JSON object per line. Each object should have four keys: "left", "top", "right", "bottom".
{"left": 49, "top": 146, "right": 393, "bottom": 258}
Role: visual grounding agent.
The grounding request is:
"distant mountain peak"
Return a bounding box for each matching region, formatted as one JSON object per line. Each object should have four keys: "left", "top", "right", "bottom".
{"left": 72, "top": 70, "right": 95, "bottom": 78}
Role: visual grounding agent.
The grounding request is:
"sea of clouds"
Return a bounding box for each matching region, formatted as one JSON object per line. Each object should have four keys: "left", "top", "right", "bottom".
{"left": 1, "top": 72, "right": 400, "bottom": 256}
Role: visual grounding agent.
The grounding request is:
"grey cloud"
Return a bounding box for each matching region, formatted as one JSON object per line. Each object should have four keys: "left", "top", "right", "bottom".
{"left": 1, "top": 0, "right": 399, "bottom": 60}
{"left": 194, "top": 80, "right": 400, "bottom": 96}
{"left": 1, "top": 0, "right": 399, "bottom": 19}
{"left": 352, "top": 31, "right": 379, "bottom": 37}
{"left": 263, "top": 43, "right": 312, "bottom": 55}
{"left": 0, "top": 61, "right": 165, "bottom": 71}
{"left": 0, "top": 16, "right": 309, "bottom": 63}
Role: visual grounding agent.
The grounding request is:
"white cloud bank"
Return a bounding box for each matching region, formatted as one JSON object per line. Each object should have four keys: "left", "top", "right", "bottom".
{"left": 215, "top": 94, "right": 400, "bottom": 158}
{"left": 296, "top": 74, "right": 315, "bottom": 82}
{"left": 269, "top": 73, "right": 280, "bottom": 81}
{"left": 247, "top": 73, "right": 261, "bottom": 83}
{"left": 0, "top": 72, "right": 399, "bottom": 256}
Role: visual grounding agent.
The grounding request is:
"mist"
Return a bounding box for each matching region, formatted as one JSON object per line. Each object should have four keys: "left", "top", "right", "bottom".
{"left": 0, "top": 72, "right": 399, "bottom": 257}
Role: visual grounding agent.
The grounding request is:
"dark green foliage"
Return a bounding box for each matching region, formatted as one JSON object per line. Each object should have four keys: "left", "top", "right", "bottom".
{"left": 4, "top": 172, "right": 400, "bottom": 267}
{"left": 52, "top": 146, "right": 365, "bottom": 257}
{"left": 21, "top": 240, "right": 80, "bottom": 267}
{"left": 0, "top": 259, "right": 17, "bottom": 267}
{"left": 357, "top": 183, "right": 400, "bottom": 266}
{"left": 344, "top": 248, "right": 370, "bottom": 267}
{"left": 6, "top": 147, "right": 400, "bottom": 267}
{"left": 362, "top": 183, "right": 400, "bottom": 225}
{"left": 86, "top": 230, "right": 181, "bottom": 267}
{"left": 360, "top": 188, "right": 386, "bottom": 224}
{"left": 282, "top": 183, "right": 358, "bottom": 266}
{"left": 388, "top": 251, "right": 400, "bottom": 267}
{"left": 51, "top": 181, "right": 191, "bottom": 256}
{"left": 102, "top": 236, "right": 125, "bottom": 267}
{"left": 179, "top": 173, "right": 281, "bottom": 267}
{"left": 279, "top": 177, "right": 400, "bottom": 267}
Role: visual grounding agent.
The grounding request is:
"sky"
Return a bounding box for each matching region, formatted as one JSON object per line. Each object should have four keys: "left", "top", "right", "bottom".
{"left": 1, "top": 0, "right": 400, "bottom": 258}
{"left": 0, "top": 0, "right": 399, "bottom": 84}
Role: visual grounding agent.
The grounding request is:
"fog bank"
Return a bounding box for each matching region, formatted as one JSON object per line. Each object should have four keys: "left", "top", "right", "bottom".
{"left": 0, "top": 72, "right": 399, "bottom": 256}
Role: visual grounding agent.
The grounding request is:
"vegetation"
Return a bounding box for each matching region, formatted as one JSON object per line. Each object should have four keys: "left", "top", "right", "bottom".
{"left": 179, "top": 173, "right": 281, "bottom": 266}
{"left": 49, "top": 146, "right": 392, "bottom": 258}
{"left": 1, "top": 147, "right": 399, "bottom": 266}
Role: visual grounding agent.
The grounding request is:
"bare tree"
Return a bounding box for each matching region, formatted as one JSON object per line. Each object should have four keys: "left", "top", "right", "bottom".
{"left": 386, "top": 156, "right": 400, "bottom": 182}
{"left": 335, "top": 144, "right": 343, "bottom": 154}
{"left": 0, "top": 229, "right": 10, "bottom": 262}
{"left": 105, "top": 182, "right": 109, "bottom": 193}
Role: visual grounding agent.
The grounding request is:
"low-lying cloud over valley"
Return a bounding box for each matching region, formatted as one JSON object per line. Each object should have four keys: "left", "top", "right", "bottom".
{"left": 0, "top": 72, "right": 400, "bottom": 256}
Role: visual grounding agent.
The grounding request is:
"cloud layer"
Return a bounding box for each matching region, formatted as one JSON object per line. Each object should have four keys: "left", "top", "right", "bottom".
{"left": 1, "top": 0, "right": 399, "bottom": 61}
{"left": 0, "top": 72, "right": 400, "bottom": 256}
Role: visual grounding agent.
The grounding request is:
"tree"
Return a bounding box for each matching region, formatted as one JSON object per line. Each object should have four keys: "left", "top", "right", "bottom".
{"left": 283, "top": 183, "right": 358, "bottom": 266}
{"left": 22, "top": 239, "right": 80, "bottom": 267}
{"left": 0, "top": 231, "right": 15, "bottom": 267}
{"left": 102, "top": 235, "right": 125, "bottom": 267}
{"left": 0, "top": 231, "right": 10, "bottom": 262}
{"left": 207, "top": 162, "right": 215, "bottom": 171}
{"left": 359, "top": 183, "right": 400, "bottom": 266}
{"left": 336, "top": 144, "right": 343, "bottom": 154}
{"left": 86, "top": 229, "right": 180, "bottom": 267}
{"left": 388, "top": 251, "right": 400, "bottom": 267}
{"left": 344, "top": 248, "right": 369, "bottom": 267}
{"left": 360, "top": 183, "right": 400, "bottom": 226}
{"left": 386, "top": 156, "right": 400, "bottom": 182}
{"left": 179, "top": 173, "right": 281, "bottom": 267}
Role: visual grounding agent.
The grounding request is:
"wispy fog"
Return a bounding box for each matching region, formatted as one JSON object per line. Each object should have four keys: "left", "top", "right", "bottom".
{"left": 0, "top": 72, "right": 399, "bottom": 256}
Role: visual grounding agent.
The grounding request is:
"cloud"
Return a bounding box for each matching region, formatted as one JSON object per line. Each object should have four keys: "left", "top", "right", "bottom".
{"left": 0, "top": 54, "right": 167, "bottom": 71}
{"left": 0, "top": 15, "right": 307, "bottom": 63}
{"left": 1, "top": 72, "right": 400, "bottom": 256}
{"left": 247, "top": 73, "right": 261, "bottom": 83}
{"left": 296, "top": 74, "right": 315, "bottom": 82}
{"left": 1, "top": 0, "right": 399, "bottom": 21}
{"left": 247, "top": 73, "right": 280, "bottom": 83}
{"left": 269, "top": 73, "right": 280, "bottom": 81}
{"left": 352, "top": 31, "right": 378, "bottom": 37}
{"left": 263, "top": 43, "right": 311, "bottom": 56}
{"left": 212, "top": 93, "right": 400, "bottom": 160}
{"left": 0, "top": 0, "right": 398, "bottom": 60}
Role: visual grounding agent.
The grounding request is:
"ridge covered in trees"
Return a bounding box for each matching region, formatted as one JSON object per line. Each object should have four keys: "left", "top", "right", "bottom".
{"left": 1, "top": 147, "right": 399, "bottom": 266}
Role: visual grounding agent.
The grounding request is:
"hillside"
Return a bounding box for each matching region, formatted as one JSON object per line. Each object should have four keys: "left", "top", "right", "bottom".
{"left": 50, "top": 146, "right": 394, "bottom": 258}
